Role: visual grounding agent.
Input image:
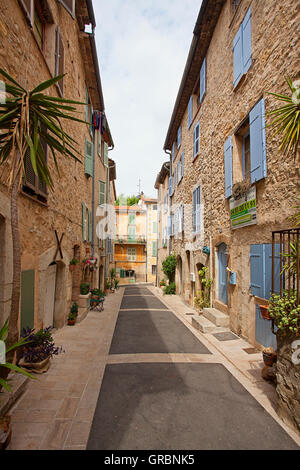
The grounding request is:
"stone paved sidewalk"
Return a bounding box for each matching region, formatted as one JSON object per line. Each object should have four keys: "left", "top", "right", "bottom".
{"left": 7, "top": 289, "right": 123, "bottom": 450}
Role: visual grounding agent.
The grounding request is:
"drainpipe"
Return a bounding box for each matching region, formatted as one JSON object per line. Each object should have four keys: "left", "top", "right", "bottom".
{"left": 92, "top": 122, "right": 96, "bottom": 260}
{"left": 164, "top": 149, "right": 172, "bottom": 255}
{"left": 209, "top": 131, "right": 215, "bottom": 308}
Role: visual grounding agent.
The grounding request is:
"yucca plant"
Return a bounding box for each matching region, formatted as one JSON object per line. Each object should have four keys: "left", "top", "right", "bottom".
{"left": 267, "top": 77, "right": 300, "bottom": 160}
{"left": 0, "top": 69, "right": 87, "bottom": 373}
{"left": 0, "top": 317, "right": 35, "bottom": 395}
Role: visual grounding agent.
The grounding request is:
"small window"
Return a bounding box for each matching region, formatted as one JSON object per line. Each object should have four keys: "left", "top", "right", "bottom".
{"left": 84, "top": 139, "right": 93, "bottom": 177}
{"left": 188, "top": 96, "right": 193, "bottom": 128}
{"left": 152, "top": 241, "right": 157, "bottom": 257}
{"left": 152, "top": 265, "right": 157, "bottom": 276}
{"left": 22, "top": 126, "right": 48, "bottom": 202}
{"left": 127, "top": 247, "right": 136, "bottom": 261}
{"left": 152, "top": 204, "right": 157, "bottom": 211}
{"left": 193, "top": 186, "right": 201, "bottom": 234}
{"left": 153, "top": 221, "right": 158, "bottom": 233}
{"left": 177, "top": 126, "right": 181, "bottom": 149}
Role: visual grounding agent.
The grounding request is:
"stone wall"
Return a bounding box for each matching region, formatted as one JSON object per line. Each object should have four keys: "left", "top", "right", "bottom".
{"left": 159, "top": 0, "right": 300, "bottom": 346}
{"left": 276, "top": 336, "right": 300, "bottom": 434}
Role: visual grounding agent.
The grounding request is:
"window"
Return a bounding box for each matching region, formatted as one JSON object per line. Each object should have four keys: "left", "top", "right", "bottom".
{"left": 128, "top": 226, "right": 136, "bottom": 242}
{"left": 97, "top": 131, "right": 101, "bottom": 157}
{"left": 200, "top": 57, "right": 206, "bottom": 103}
{"left": 177, "top": 126, "right": 181, "bottom": 149}
{"left": 224, "top": 98, "right": 267, "bottom": 198}
{"left": 188, "top": 96, "right": 193, "bottom": 128}
{"left": 84, "top": 139, "right": 93, "bottom": 177}
{"left": 59, "top": 0, "right": 75, "bottom": 17}
{"left": 153, "top": 221, "right": 158, "bottom": 234}
{"left": 181, "top": 152, "right": 184, "bottom": 179}
{"left": 99, "top": 181, "right": 106, "bottom": 206}
{"left": 250, "top": 244, "right": 280, "bottom": 300}
{"left": 193, "top": 122, "right": 200, "bottom": 159}
{"left": 82, "top": 203, "right": 88, "bottom": 241}
{"left": 33, "top": 3, "right": 44, "bottom": 50}
{"left": 233, "top": 8, "right": 252, "bottom": 88}
{"left": 152, "top": 204, "right": 157, "bottom": 211}
{"left": 22, "top": 126, "right": 48, "bottom": 202}
{"left": 152, "top": 241, "right": 157, "bottom": 257}
{"left": 192, "top": 186, "right": 201, "bottom": 234}
{"left": 127, "top": 247, "right": 136, "bottom": 261}
{"left": 55, "top": 27, "right": 65, "bottom": 96}
{"left": 177, "top": 162, "right": 180, "bottom": 185}
{"left": 172, "top": 142, "right": 175, "bottom": 162}
{"left": 152, "top": 265, "right": 157, "bottom": 276}
{"left": 104, "top": 142, "right": 109, "bottom": 167}
{"left": 169, "top": 175, "right": 173, "bottom": 197}
{"left": 164, "top": 194, "right": 168, "bottom": 213}
{"left": 129, "top": 213, "right": 136, "bottom": 225}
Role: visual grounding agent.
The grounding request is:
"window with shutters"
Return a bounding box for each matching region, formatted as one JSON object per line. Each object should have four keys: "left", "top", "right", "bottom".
{"left": 22, "top": 127, "right": 48, "bottom": 202}
{"left": 33, "top": 2, "right": 45, "bottom": 50}
{"left": 233, "top": 8, "right": 252, "bottom": 89}
{"left": 55, "top": 27, "right": 64, "bottom": 96}
{"left": 128, "top": 213, "right": 136, "bottom": 225}
{"left": 250, "top": 244, "right": 281, "bottom": 300}
{"left": 172, "top": 142, "right": 175, "bottom": 162}
{"left": 59, "top": 0, "right": 75, "bottom": 17}
{"left": 82, "top": 203, "right": 88, "bottom": 241}
{"left": 127, "top": 247, "right": 136, "bottom": 261}
{"left": 192, "top": 186, "right": 201, "bottom": 234}
{"left": 200, "top": 57, "right": 206, "bottom": 103}
{"left": 84, "top": 139, "right": 93, "bottom": 177}
{"left": 177, "top": 126, "right": 181, "bottom": 149}
{"left": 97, "top": 131, "right": 101, "bottom": 158}
{"left": 99, "top": 181, "right": 106, "bottom": 206}
{"left": 153, "top": 221, "right": 157, "bottom": 234}
{"left": 193, "top": 122, "right": 200, "bottom": 159}
{"left": 104, "top": 142, "right": 109, "bottom": 167}
{"left": 188, "top": 96, "right": 193, "bottom": 129}
{"left": 152, "top": 241, "right": 157, "bottom": 257}
{"left": 225, "top": 98, "right": 267, "bottom": 198}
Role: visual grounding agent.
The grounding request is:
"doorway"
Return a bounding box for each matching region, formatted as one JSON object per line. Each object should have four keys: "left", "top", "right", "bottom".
{"left": 218, "top": 243, "right": 228, "bottom": 305}
{"left": 44, "top": 262, "right": 57, "bottom": 328}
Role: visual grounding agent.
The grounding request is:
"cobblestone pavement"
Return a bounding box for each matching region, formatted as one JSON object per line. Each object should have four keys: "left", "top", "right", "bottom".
{"left": 7, "top": 285, "right": 300, "bottom": 450}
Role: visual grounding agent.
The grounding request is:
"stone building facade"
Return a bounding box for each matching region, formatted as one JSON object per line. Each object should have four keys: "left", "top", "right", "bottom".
{"left": 0, "top": 0, "right": 116, "bottom": 331}
{"left": 156, "top": 0, "right": 300, "bottom": 350}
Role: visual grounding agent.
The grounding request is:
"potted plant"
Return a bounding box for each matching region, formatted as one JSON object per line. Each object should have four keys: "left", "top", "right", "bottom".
{"left": 0, "top": 318, "right": 35, "bottom": 451}
{"left": 262, "top": 347, "right": 277, "bottom": 367}
{"left": 18, "top": 327, "right": 64, "bottom": 374}
{"left": 159, "top": 279, "right": 166, "bottom": 288}
{"left": 67, "top": 312, "right": 77, "bottom": 326}
{"left": 69, "top": 258, "right": 79, "bottom": 272}
{"left": 80, "top": 283, "right": 90, "bottom": 296}
{"left": 259, "top": 304, "right": 271, "bottom": 320}
{"left": 104, "top": 279, "right": 110, "bottom": 293}
{"left": 114, "top": 279, "right": 120, "bottom": 290}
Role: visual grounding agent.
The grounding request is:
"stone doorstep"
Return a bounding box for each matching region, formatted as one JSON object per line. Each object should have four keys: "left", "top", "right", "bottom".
{"left": 191, "top": 315, "right": 229, "bottom": 335}
{"left": 202, "top": 307, "right": 230, "bottom": 327}
{"left": 0, "top": 373, "right": 29, "bottom": 417}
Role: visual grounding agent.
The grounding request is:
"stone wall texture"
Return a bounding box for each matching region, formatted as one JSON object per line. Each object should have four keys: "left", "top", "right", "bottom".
{"left": 0, "top": 0, "right": 115, "bottom": 330}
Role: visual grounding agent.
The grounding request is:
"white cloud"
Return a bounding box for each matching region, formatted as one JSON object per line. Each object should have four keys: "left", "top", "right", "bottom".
{"left": 93, "top": 0, "right": 202, "bottom": 198}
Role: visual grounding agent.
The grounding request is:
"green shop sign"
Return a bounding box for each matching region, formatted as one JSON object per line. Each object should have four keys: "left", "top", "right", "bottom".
{"left": 229, "top": 187, "right": 257, "bottom": 229}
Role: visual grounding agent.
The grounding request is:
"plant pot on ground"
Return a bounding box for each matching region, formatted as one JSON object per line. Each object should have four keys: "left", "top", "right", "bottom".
{"left": 18, "top": 327, "right": 64, "bottom": 374}
{"left": 262, "top": 347, "right": 277, "bottom": 366}
{"left": 67, "top": 313, "right": 77, "bottom": 326}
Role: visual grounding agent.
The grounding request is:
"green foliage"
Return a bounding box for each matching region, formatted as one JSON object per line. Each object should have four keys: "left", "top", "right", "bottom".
{"left": 0, "top": 69, "right": 87, "bottom": 188}
{"left": 281, "top": 240, "right": 300, "bottom": 277}
{"left": 114, "top": 279, "right": 120, "bottom": 289}
{"left": 70, "top": 302, "right": 78, "bottom": 314}
{"left": 70, "top": 258, "right": 79, "bottom": 266}
{"left": 80, "top": 283, "right": 90, "bottom": 295}
{"left": 267, "top": 77, "right": 300, "bottom": 159}
{"left": 159, "top": 279, "right": 166, "bottom": 287}
{"left": 90, "top": 288, "right": 105, "bottom": 297}
{"left": 163, "top": 282, "right": 176, "bottom": 295}
{"left": 194, "top": 267, "right": 213, "bottom": 310}
{"left": 0, "top": 318, "right": 35, "bottom": 394}
{"left": 115, "top": 194, "right": 140, "bottom": 206}
{"left": 68, "top": 312, "right": 77, "bottom": 321}
{"left": 162, "top": 255, "right": 177, "bottom": 283}
{"left": 269, "top": 291, "right": 300, "bottom": 337}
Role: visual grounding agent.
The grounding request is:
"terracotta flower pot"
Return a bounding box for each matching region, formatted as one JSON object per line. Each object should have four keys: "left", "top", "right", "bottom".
{"left": 19, "top": 356, "right": 51, "bottom": 374}
{"left": 68, "top": 319, "right": 76, "bottom": 326}
{"left": 262, "top": 351, "right": 277, "bottom": 367}
{"left": 259, "top": 305, "right": 271, "bottom": 320}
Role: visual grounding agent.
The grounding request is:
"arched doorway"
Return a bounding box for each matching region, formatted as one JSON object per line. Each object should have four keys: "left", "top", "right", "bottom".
{"left": 218, "top": 243, "right": 228, "bottom": 305}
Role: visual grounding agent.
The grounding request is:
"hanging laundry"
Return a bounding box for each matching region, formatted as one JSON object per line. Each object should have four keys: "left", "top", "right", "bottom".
{"left": 101, "top": 113, "right": 107, "bottom": 134}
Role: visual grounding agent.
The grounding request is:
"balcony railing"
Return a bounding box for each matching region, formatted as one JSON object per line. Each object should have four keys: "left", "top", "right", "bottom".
{"left": 272, "top": 228, "right": 300, "bottom": 304}
{"left": 115, "top": 235, "right": 147, "bottom": 244}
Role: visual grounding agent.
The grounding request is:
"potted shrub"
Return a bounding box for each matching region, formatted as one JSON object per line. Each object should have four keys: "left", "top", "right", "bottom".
{"left": 80, "top": 283, "right": 90, "bottom": 296}
{"left": 18, "top": 327, "right": 64, "bottom": 374}
{"left": 0, "top": 318, "right": 35, "bottom": 451}
{"left": 114, "top": 279, "right": 120, "bottom": 290}
{"left": 163, "top": 282, "right": 176, "bottom": 295}
{"left": 104, "top": 279, "right": 110, "bottom": 293}
{"left": 159, "top": 279, "right": 166, "bottom": 289}
{"left": 67, "top": 312, "right": 77, "bottom": 326}
{"left": 69, "top": 258, "right": 79, "bottom": 272}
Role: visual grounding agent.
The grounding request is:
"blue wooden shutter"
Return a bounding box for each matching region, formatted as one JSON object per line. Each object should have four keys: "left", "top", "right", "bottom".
{"left": 233, "top": 25, "right": 243, "bottom": 88}
{"left": 181, "top": 151, "right": 184, "bottom": 178}
{"left": 249, "top": 98, "right": 267, "bottom": 183}
{"left": 242, "top": 8, "right": 252, "bottom": 73}
{"left": 250, "top": 244, "right": 264, "bottom": 298}
{"left": 200, "top": 57, "right": 206, "bottom": 103}
{"left": 264, "top": 243, "right": 281, "bottom": 299}
{"left": 181, "top": 204, "right": 184, "bottom": 232}
{"left": 196, "top": 186, "right": 201, "bottom": 233}
{"left": 177, "top": 126, "right": 181, "bottom": 148}
{"left": 193, "top": 122, "right": 200, "bottom": 158}
{"left": 169, "top": 176, "right": 173, "bottom": 197}
{"left": 172, "top": 142, "right": 175, "bottom": 162}
{"left": 224, "top": 136, "right": 233, "bottom": 198}
{"left": 188, "top": 96, "right": 193, "bottom": 128}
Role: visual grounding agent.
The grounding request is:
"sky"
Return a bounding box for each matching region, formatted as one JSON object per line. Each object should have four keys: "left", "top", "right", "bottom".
{"left": 93, "top": 1, "right": 202, "bottom": 199}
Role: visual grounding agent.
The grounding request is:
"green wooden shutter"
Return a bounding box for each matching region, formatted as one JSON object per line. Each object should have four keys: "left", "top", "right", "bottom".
{"left": 88, "top": 209, "right": 92, "bottom": 242}
{"left": 82, "top": 203, "right": 86, "bottom": 241}
{"left": 104, "top": 142, "right": 108, "bottom": 167}
{"left": 129, "top": 213, "right": 136, "bottom": 225}
{"left": 152, "top": 241, "right": 157, "bottom": 257}
{"left": 21, "top": 270, "right": 35, "bottom": 332}
{"left": 99, "top": 181, "right": 106, "bottom": 206}
{"left": 128, "top": 226, "right": 136, "bottom": 242}
{"left": 85, "top": 139, "right": 93, "bottom": 177}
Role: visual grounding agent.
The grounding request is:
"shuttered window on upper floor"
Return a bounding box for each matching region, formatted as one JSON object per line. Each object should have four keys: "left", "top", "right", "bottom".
{"left": 84, "top": 138, "right": 93, "bottom": 177}
{"left": 193, "top": 122, "right": 200, "bottom": 159}
{"left": 59, "top": 0, "right": 76, "bottom": 18}
{"left": 200, "top": 57, "right": 206, "bottom": 103}
{"left": 23, "top": 126, "right": 48, "bottom": 201}
{"left": 99, "top": 181, "right": 106, "bottom": 206}
{"left": 233, "top": 8, "right": 252, "bottom": 88}
{"left": 172, "top": 142, "right": 175, "bottom": 162}
{"left": 224, "top": 98, "right": 267, "bottom": 198}
{"left": 104, "top": 142, "right": 109, "bottom": 167}
{"left": 177, "top": 126, "right": 181, "bottom": 149}
{"left": 55, "top": 27, "right": 65, "bottom": 96}
{"left": 188, "top": 96, "right": 193, "bottom": 128}
{"left": 192, "top": 186, "right": 201, "bottom": 234}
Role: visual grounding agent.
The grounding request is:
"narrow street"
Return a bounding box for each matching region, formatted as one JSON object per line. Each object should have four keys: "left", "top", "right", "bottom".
{"left": 87, "top": 286, "right": 299, "bottom": 450}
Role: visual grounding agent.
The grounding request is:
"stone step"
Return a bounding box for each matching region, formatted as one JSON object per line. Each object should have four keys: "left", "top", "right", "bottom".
{"left": 202, "top": 307, "right": 229, "bottom": 327}
{"left": 191, "top": 315, "right": 219, "bottom": 334}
